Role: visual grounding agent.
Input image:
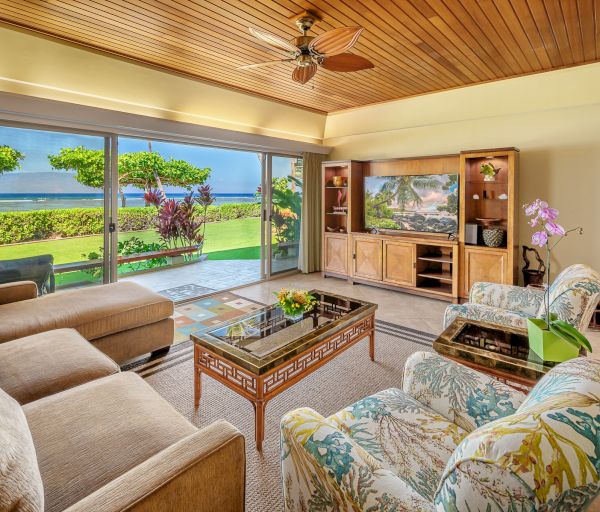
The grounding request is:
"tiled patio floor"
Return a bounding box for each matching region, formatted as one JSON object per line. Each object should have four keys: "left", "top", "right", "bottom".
{"left": 122, "top": 259, "right": 262, "bottom": 298}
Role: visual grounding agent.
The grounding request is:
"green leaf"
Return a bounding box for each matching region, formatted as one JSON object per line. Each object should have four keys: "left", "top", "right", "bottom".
{"left": 552, "top": 320, "right": 593, "bottom": 352}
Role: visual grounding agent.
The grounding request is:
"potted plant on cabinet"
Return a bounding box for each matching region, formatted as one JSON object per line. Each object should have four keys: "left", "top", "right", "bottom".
{"left": 480, "top": 162, "right": 500, "bottom": 181}
{"left": 524, "top": 199, "right": 591, "bottom": 362}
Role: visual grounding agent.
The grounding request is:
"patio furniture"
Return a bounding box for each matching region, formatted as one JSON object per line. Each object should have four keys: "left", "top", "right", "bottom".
{"left": 1, "top": 372, "right": 245, "bottom": 512}
{"left": 281, "top": 351, "right": 600, "bottom": 511}
{"left": 434, "top": 317, "right": 554, "bottom": 389}
{"left": 0, "top": 328, "right": 119, "bottom": 405}
{"left": 192, "top": 290, "right": 377, "bottom": 450}
{"left": 0, "top": 281, "right": 174, "bottom": 364}
{"left": 444, "top": 263, "right": 600, "bottom": 331}
{"left": 0, "top": 254, "right": 55, "bottom": 294}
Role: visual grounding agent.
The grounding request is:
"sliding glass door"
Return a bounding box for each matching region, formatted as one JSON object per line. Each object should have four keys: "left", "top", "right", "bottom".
{"left": 269, "top": 155, "right": 303, "bottom": 275}
{"left": 0, "top": 125, "right": 113, "bottom": 291}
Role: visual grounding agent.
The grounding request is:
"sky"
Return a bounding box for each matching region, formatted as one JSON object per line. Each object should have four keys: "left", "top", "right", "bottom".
{"left": 0, "top": 126, "right": 294, "bottom": 194}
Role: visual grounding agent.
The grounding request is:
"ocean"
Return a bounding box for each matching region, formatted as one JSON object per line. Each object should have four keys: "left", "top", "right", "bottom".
{"left": 0, "top": 193, "right": 258, "bottom": 212}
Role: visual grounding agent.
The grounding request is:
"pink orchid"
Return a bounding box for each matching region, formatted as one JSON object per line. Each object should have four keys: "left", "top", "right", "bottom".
{"left": 532, "top": 230, "right": 548, "bottom": 247}
{"left": 539, "top": 207, "right": 559, "bottom": 221}
{"left": 545, "top": 222, "right": 565, "bottom": 236}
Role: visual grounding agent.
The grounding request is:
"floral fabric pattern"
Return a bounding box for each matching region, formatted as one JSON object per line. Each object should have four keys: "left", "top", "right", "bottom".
{"left": 443, "top": 264, "right": 600, "bottom": 331}
{"left": 402, "top": 352, "right": 526, "bottom": 432}
{"left": 281, "top": 353, "right": 600, "bottom": 512}
{"left": 436, "top": 357, "right": 600, "bottom": 512}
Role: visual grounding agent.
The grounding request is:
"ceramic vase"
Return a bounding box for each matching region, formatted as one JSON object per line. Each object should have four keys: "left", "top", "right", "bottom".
{"left": 482, "top": 228, "right": 504, "bottom": 247}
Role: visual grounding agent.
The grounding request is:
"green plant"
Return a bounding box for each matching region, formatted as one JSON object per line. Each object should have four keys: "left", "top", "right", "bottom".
{"left": 0, "top": 203, "right": 260, "bottom": 245}
{"left": 480, "top": 162, "right": 500, "bottom": 178}
{"left": 0, "top": 145, "right": 25, "bottom": 174}
{"left": 274, "top": 289, "right": 318, "bottom": 317}
{"left": 272, "top": 176, "right": 302, "bottom": 245}
{"left": 81, "top": 236, "right": 168, "bottom": 278}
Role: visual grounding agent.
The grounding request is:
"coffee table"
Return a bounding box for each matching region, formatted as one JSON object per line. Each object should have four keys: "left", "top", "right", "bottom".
{"left": 434, "top": 317, "right": 557, "bottom": 389}
{"left": 191, "top": 290, "right": 377, "bottom": 450}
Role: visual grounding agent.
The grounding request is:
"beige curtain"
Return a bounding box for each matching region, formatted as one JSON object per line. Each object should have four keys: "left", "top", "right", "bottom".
{"left": 299, "top": 152, "right": 326, "bottom": 273}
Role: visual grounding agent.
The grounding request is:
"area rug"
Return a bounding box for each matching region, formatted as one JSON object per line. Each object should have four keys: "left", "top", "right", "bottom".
{"left": 158, "top": 284, "right": 216, "bottom": 302}
{"left": 129, "top": 319, "right": 436, "bottom": 512}
{"left": 172, "top": 291, "right": 265, "bottom": 343}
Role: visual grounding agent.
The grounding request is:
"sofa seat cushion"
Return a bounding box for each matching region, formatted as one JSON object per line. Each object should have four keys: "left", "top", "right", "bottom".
{"left": 23, "top": 372, "right": 196, "bottom": 512}
{"left": 0, "top": 387, "right": 44, "bottom": 512}
{"left": 0, "top": 281, "right": 173, "bottom": 343}
{"left": 328, "top": 388, "right": 467, "bottom": 502}
{"left": 0, "top": 328, "right": 120, "bottom": 404}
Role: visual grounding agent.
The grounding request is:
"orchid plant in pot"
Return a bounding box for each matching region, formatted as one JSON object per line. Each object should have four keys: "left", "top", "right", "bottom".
{"left": 524, "top": 199, "right": 591, "bottom": 362}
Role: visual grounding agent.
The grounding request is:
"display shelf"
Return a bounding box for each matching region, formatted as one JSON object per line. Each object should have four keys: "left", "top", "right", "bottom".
{"left": 417, "top": 271, "right": 453, "bottom": 282}
{"left": 418, "top": 255, "right": 453, "bottom": 264}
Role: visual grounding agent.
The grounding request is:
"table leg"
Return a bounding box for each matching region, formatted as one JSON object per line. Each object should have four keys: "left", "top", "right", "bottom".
{"left": 369, "top": 329, "right": 375, "bottom": 361}
{"left": 253, "top": 400, "right": 266, "bottom": 451}
{"left": 194, "top": 346, "right": 202, "bottom": 408}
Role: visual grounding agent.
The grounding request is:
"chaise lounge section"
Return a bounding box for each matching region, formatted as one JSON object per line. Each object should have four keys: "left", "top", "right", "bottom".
{"left": 0, "top": 280, "right": 174, "bottom": 363}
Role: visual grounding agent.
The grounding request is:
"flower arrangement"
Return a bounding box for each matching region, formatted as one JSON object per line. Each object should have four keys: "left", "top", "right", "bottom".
{"left": 523, "top": 199, "right": 590, "bottom": 359}
{"left": 480, "top": 162, "right": 500, "bottom": 181}
{"left": 275, "top": 289, "right": 318, "bottom": 321}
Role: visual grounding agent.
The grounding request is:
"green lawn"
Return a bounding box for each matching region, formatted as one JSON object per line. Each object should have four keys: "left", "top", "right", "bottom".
{"left": 0, "top": 217, "right": 262, "bottom": 264}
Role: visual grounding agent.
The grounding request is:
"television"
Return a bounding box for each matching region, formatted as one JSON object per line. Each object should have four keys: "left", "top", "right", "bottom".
{"left": 364, "top": 173, "right": 458, "bottom": 234}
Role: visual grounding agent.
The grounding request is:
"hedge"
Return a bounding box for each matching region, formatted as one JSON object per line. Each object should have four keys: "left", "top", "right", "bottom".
{"left": 0, "top": 203, "right": 261, "bottom": 245}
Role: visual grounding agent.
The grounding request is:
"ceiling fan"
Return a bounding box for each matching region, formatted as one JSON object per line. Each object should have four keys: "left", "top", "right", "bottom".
{"left": 239, "top": 13, "right": 374, "bottom": 85}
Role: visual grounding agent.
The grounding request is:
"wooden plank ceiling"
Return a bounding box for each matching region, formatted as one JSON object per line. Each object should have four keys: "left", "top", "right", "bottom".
{"left": 1, "top": 0, "right": 599, "bottom": 113}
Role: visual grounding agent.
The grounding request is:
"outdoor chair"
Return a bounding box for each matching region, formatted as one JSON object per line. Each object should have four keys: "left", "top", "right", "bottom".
{"left": 0, "top": 254, "right": 55, "bottom": 294}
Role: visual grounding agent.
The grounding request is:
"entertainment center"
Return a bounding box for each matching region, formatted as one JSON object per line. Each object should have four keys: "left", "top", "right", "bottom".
{"left": 321, "top": 148, "right": 519, "bottom": 303}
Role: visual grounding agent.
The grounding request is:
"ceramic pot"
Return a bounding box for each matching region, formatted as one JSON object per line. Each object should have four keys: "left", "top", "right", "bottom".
{"left": 483, "top": 174, "right": 497, "bottom": 182}
{"left": 482, "top": 227, "right": 504, "bottom": 247}
{"left": 527, "top": 318, "right": 579, "bottom": 362}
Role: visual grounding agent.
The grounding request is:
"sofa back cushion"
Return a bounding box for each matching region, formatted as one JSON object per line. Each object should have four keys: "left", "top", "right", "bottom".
{"left": 0, "top": 387, "right": 44, "bottom": 512}
{"left": 435, "top": 357, "right": 600, "bottom": 511}
{"left": 536, "top": 263, "right": 600, "bottom": 331}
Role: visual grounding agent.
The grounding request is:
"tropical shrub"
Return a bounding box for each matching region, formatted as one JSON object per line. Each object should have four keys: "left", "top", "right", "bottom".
{"left": 0, "top": 202, "right": 261, "bottom": 245}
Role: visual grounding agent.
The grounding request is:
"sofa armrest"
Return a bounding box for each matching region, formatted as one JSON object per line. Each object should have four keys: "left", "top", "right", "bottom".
{"left": 402, "top": 352, "right": 526, "bottom": 432}
{"left": 281, "top": 407, "right": 431, "bottom": 511}
{"left": 0, "top": 281, "right": 38, "bottom": 305}
{"left": 64, "top": 420, "right": 245, "bottom": 512}
{"left": 469, "top": 282, "right": 544, "bottom": 316}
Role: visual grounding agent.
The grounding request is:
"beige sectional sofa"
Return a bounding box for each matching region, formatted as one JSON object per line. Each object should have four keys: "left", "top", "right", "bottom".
{"left": 0, "top": 280, "right": 174, "bottom": 363}
{"left": 0, "top": 329, "right": 246, "bottom": 512}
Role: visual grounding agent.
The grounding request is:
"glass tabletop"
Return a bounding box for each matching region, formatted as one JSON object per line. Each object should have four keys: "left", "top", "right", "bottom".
{"left": 191, "top": 290, "right": 376, "bottom": 375}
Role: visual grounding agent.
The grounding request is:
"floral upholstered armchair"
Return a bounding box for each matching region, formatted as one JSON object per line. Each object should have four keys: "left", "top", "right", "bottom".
{"left": 444, "top": 263, "right": 600, "bottom": 331}
{"left": 281, "top": 351, "right": 600, "bottom": 511}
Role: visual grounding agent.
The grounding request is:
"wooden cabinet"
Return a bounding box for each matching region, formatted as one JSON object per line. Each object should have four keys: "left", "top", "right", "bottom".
{"left": 323, "top": 234, "right": 348, "bottom": 275}
{"left": 463, "top": 247, "right": 508, "bottom": 294}
{"left": 352, "top": 236, "right": 382, "bottom": 280}
{"left": 383, "top": 240, "right": 415, "bottom": 286}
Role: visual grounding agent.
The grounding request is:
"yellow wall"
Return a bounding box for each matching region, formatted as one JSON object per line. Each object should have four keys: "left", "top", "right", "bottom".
{"left": 324, "top": 64, "right": 600, "bottom": 277}
{"left": 0, "top": 25, "right": 326, "bottom": 144}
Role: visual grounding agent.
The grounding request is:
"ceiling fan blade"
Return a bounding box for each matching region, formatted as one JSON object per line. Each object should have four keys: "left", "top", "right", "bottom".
{"left": 308, "top": 26, "right": 363, "bottom": 57}
{"left": 292, "top": 63, "right": 317, "bottom": 84}
{"left": 238, "top": 59, "right": 293, "bottom": 70}
{"left": 320, "top": 53, "right": 374, "bottom": 72}
{"left": 249, "top": 27, "right": 298, "bottom": 54}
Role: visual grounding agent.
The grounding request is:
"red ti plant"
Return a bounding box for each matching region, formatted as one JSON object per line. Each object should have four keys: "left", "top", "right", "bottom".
{"left": 144, "top": 188, "right": 163, "bottom": 208}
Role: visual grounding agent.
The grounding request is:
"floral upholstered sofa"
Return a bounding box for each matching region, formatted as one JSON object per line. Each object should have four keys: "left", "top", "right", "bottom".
{"left": 444, "top": 263, "right": 600, "bottom": 330}
{"left": 281, "top": 351, "right": 600, "bottom": 511}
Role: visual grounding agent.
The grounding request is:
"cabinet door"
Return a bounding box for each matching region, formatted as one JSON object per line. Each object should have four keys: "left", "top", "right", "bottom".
{"left": 353, "top": 237, "right": 383, "bottom": 281}
{"left": 464, "top": 248, "right": 508, "bottom": 295}
{"left": 383, "top": 241, "right": 415, "bottom": 286}
{"left": 323, "top": 234, "right": 348, "bottom": 275}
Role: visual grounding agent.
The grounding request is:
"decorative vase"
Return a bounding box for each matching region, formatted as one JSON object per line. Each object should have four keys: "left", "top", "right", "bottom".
{"left": 483, "top": 174, "right": 496, "bottom": 182}
{"left": 482, "top": 228, "right": 504, "bottom": 247}
{"left": 332, "top": 176, "right": 344, "bottom": 187}
{"left": 283, "top": 310, "right": 304, "bottom": 322}
{"left": 527, "top": 318, "right": 579, "bottom": 362}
